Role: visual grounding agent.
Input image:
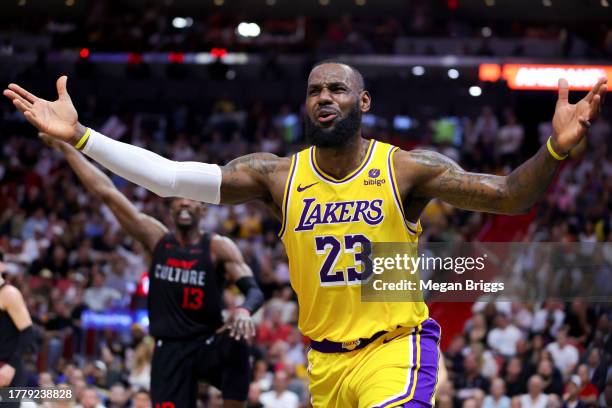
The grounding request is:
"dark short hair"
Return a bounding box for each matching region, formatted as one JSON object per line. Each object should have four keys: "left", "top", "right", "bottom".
{"left": 310, "top": 61, "right": 365, "bottom": 91}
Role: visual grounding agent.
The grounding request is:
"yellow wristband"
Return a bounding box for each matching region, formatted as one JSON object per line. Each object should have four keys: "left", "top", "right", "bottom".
{"left": 546, "top": 137, "right": 567, "bottom": 161}
{"left": 74, "top": 128, "right": 91, "bottom": 150}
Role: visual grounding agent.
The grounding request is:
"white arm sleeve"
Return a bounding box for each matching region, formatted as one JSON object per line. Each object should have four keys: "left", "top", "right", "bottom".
{"left": 82, "top": 128, "right": 221, "bottom": 204}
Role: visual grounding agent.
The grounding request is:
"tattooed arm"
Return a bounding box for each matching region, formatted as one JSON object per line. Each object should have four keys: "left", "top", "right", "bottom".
{"left": 396, "top": 147, "right": 559, "bottom": 215}
{"left": 220, "top": 153, "right": 290, "bottom": 205}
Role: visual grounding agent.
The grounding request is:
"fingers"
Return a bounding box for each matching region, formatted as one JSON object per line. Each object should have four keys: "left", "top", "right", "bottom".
{"left": 557, "top": 78, "right": 569, "bottom": 105}
{"left": 3, "top": 89, "right": 33, "bottom": 110}
{"left": 7, "top": 83, "right": 38, "bottom": 104}
{"left": 585, "top": 76, "right": 608, "bottom": 103}
{"left": 589, "top": 94, "right": 601, "bottom": 119}
{"left": 215, "top": 324, "right": 229, "bottom": 334}
{"left": 56, "top": 76, "right": 70, "bottom": 100}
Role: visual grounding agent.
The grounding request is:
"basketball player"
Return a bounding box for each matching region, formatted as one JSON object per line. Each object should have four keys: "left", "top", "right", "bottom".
{"left": 4, "top": 64, "right": 606, "bottom": 408}
{"left": 0, "top": 252, "right": 37, "bottom": 408}
{"left": 38, "top": 136, "right": 264, "bottom": 408}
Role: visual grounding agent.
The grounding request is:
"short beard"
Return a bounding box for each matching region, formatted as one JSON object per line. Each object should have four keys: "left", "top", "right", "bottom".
{"left": 304, "top": 102, "right": 362, "bottom": 149}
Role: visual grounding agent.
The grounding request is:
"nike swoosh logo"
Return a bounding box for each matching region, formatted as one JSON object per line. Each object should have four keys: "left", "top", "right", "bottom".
{"left": 383, "top": 334, "right": 403, "bottom": 344}
{"left": 297, "top": 182, "right": 318, "bottom": 192}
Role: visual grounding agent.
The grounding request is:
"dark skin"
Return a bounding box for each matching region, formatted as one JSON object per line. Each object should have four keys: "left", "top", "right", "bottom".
{"left": 218, "top": 63, "right": 607, "bottom": 219}
{"left": 39, "top": 135, "right": 255, "bottom": 408}
{"left": 3, "top": 63, "right": 607, "bottom": 221}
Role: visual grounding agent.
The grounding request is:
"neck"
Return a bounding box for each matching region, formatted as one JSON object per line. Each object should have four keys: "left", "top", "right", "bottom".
{"left": 315, "top": 135, "right": 368, "bottom": 179}
{"left": 176, "top": 228, "right": 201, "bottom": 246}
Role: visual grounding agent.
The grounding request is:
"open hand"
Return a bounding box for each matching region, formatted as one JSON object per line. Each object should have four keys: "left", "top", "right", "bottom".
{"left": 552, "top": 77, "right": 607, "bottom": 154}
{"left": 216, "top": 308, "right": 256, "bottom": 341}
{"left": 3, "top": 76, "right": 81, "bottom": 144}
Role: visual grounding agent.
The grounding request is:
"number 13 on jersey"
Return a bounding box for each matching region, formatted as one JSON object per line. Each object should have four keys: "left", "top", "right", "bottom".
{"left": 315, "top": 234, "right": 372, "bottom": 286}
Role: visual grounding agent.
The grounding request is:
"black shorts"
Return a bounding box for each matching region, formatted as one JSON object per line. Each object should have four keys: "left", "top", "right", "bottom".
{"left": 150, "top": 332, "right": 250, "bottom": 408}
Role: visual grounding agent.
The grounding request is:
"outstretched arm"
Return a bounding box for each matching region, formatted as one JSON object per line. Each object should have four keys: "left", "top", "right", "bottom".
{"left": 4, "top": 77, "right": 286, "bottom": 207}
{"left": 41, "top": 135, "right": 167, "bottom": 253}
{"left": 211, "top": 234, "right": 264, "bottom": 340}
{"left": 397, "top": 77, "right": 607, "bottom": 215}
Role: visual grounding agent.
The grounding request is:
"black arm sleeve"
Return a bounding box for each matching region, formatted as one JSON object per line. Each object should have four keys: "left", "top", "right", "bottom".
{"left": 235, "top": 276, "right": 264, "bottom": 315}
{"left": 8, "top": 326, "right": 38, "bottom": 367}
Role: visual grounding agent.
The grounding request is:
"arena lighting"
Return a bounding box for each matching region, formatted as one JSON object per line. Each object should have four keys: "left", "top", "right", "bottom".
{"left": 127, "top": 53, "right": 142, "bottom": 64}
{"left": 412, "top": 65, "right": 425, "bottom": 76}
{"left": 236, "top": 22, "right": 261, "bottom": 38}
{"left": 497, "top": 64, "right": 612, "bottom": 91}
{"left": 213, "top": 0, "right": 224, "bottom": 5}
{"left": 602, "top": 0, "right": 609, "bottom": 7}
{"left": 79, "top": 48, "right": 90, "bottom": 59}
{"left": 448, "top": 68, "right": 459, "bottom": 79}
{"left": 479, "top": 63, "right": 502, "bottom": 82}
{"left": 172, "top": 17, "right": 193, "bottom": 29}
{"left": 210, "top": 48, "right": 228, "bottom": 58}
{"left": 485, "top": 0, "right": 495, "bottom": 6}
{"left": 65, "top": 0, "right": 75, "bottom": 6}
{"left": 265, "top": 0, "right": 276, "bottom": 4}
{"left": 319, "top": 0, "right": 330, "bottom": 6}
{"left": 356, "top": 0, "right": 366, "bottom": 5}
{"left": 17, "top": 0, "right": 26, "bottom": 6}
{"left": 469, "top": 86, "right": 482, "bottom": 97}
{"left": 168, "top": 52, "right": 184, "bottom": 63}
{"left": 542, "top": 0, "right": 552, "bottom": 6}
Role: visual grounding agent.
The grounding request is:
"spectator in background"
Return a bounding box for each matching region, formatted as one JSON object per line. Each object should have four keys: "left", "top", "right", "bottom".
{"left": 259, "top": 370, "right": 299, "bottom": 408}
{"left": 487, "top": 313, "right": 523, "bottom": 358}
{"left": 106, "top": 382, "right": 130, "bottom": 408}
{"left": 517, "top": 375, "right": 550, "bottom": 408}
{"left": 455, "top": 352, "right": 491, "bottom": 402}
{"left": 537, "top": 358, "right": 564, "bottom": 396}
{"left": 575, "top": 364, "right": 599, "bottom": 406}
{"left": 562, "top": 375, "right": 586, "bottom": 408}
{"left": 128, "top": 337, "right": 153, "bottom": 392}
{"left": 504, "top": 357, "right": 527, "bottom": 397}
{"left": 546, "top": 326, "right": 579, "bottom": 377}
{"left": 83, "top": 268, "right": 121, "bottom": 311}
{"left": 497, "top": 109, "right": 524, "bottom": 168}
{"left": 132, "top": 389, "right": 152, "bottom": 408}
{"left": 483, "top": 377, "right": 511, "bottom": 408}
{"left": 75, "top": 386, "right": 105, "bottom": 408}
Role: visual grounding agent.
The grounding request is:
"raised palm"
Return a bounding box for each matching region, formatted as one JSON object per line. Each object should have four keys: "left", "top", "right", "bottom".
{"left": 552, "top": 77, "right": 607, "bottom": 154}
{"left": 3, "top": 76, "right": 78, "bottom": 142}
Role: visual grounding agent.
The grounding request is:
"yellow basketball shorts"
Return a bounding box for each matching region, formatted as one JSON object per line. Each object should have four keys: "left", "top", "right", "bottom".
{"left": 307, "top": 318, "right": 441, "bottom": 408}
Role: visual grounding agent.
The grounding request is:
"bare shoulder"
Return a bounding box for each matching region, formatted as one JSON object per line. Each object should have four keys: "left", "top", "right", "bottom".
{"left": 0, "top": 284, "right": 24, "bottom": 308}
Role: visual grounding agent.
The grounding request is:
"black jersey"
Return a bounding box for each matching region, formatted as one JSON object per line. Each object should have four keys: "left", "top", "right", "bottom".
{"left": 0, "top": 283, "right": 19, "bottom": 362}
{"left": 148, "top": 233, "right": 224, "bottom": 339}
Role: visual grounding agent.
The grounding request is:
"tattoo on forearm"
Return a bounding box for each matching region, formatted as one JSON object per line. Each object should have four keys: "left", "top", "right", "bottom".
{"left": 411, "top": 147, "right": 560, "bottom": 214}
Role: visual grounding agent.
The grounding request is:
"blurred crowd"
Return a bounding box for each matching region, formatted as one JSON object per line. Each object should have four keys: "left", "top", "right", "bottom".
{"left": 2, "top": 0, "right": 612, "bottom": 57}
{"left": 0, "top": 92, "right": 610, "bottom": 408}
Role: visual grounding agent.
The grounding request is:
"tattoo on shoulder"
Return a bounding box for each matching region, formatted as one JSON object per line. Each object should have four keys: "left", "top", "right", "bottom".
{"left": 407, "top": 149, "right": 462, "bottom": 171}
{"left": 224, "top": 153, "right": 280, "bottom": 175}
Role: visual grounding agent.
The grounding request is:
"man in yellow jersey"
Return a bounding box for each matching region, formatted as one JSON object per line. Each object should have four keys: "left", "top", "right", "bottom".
{"left": 4, "top": 64, "right": 606, "bottom": 408}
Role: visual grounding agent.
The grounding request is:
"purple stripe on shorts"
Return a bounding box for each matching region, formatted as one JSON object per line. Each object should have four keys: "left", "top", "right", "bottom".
{"left": 377, "top": 319, "right": 441, "bottom": 408}
{"left": 412, "top": 319, "right": 441, "bottom": 405}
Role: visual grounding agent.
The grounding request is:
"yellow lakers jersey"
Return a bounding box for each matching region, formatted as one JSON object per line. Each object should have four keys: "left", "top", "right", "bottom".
{"left": 279, "top": 139, "right": 429, "bottom": 342}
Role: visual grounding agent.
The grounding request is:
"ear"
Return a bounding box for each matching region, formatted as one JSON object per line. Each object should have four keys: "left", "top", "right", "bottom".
{"left": 360, "top": 91, "right": 371, "bottom": 113}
